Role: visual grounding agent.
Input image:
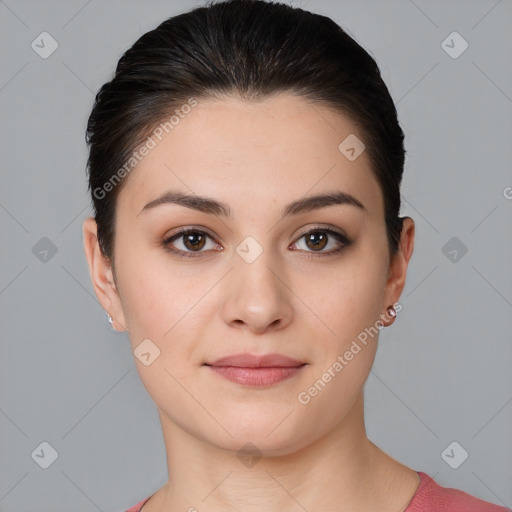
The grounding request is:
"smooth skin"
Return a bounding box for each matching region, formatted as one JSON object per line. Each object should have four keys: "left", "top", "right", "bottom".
{"left": 83, "top": 93, "right": 417, "bottom": 512}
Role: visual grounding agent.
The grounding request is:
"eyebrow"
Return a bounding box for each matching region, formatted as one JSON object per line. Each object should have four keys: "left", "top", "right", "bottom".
{"left": 138, "top": 189, "right": 366, "bottom": 219}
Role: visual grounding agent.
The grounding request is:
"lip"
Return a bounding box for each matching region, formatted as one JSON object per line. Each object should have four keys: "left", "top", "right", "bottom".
{"left": 204, "top": 353, "right": 307, "bottom": 387}
{"left": 205, "top": 353, "right": 305, "bottom": 368}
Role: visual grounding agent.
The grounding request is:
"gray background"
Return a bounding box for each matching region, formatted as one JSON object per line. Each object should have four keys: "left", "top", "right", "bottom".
{"left": 0, "top": 0, "right": 511, "bottom": 510}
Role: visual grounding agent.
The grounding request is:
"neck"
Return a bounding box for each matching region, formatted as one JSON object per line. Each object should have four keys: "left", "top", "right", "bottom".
{"left": 143, "top": 391, "right": 418, "bottom": 512}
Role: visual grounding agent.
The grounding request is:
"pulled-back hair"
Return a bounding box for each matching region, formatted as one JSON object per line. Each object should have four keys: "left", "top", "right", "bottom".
{"left": 86, "top": 0, "right": 405, "bottom": 263}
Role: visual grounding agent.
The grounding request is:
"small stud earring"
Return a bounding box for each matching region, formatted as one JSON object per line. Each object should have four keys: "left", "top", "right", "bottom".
{"left": 105, "top": 311, "right": 116, "bottom": 331}
{"left": 386, "top": 305, "right": 397, "bottom": 318}
{"left": 382, "top": 305, "right": 398, "bottom": 327}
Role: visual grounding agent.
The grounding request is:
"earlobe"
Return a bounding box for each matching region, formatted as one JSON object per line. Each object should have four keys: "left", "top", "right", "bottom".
{"left": 381, "top": 304, "right": 398, "bottom": 327}
{"left": 382, "top": 217, "right": 415, "bottom": 325}
{"left": 82, "top": 217, "right": 127, "bottom": 332}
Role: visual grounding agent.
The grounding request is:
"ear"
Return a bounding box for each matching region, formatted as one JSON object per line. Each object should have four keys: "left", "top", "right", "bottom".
{"left": 382, "top": 217, "right": 415, "bottom": 324}
{"left": 82, "top": 216, "right": 127, "bottom": 332}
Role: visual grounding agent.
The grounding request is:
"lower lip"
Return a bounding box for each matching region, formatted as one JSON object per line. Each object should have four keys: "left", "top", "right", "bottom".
{"left": 206, "top": 365, "right": 306, "bottom": 387}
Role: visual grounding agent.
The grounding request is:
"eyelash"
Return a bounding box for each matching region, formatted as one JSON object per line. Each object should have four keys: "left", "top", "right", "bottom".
{"left": 162, "top": 226, "right": 352, "bottom": 259}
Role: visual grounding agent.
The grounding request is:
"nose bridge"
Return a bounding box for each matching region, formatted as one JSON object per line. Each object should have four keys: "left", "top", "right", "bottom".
{"left": 233, "top": 233, "right": 283, "bottom": 298}
{"left": 221, "top": 232, "right": 293, "bottom": 332}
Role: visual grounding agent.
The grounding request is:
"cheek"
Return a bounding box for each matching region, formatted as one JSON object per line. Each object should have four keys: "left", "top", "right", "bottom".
{"left": 116, "top": 238, "right": 178, "bottom": 317}
{"left": 295, "top": 264, "right": 386, "bottom": 419}
{"left": 302, "top": 259, "right": 387, "bottom": 347}
{"left": 295, "top": 257, "right": 388, "bottom": 413}
{"left": 118, "top": 256, "right": 216, "bottom": 378}
{"left": 119, "top": 264, "right": 206, "bottom": 413}
{"left": 115, "top": 248, "right": 185, "bottom": 346}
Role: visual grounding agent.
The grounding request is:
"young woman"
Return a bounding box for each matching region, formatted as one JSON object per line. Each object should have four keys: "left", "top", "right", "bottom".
{"left": 82, "top": 1, "right": 510, "bottom": 510}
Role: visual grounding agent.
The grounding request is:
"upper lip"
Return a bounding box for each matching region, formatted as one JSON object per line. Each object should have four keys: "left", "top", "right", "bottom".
{"left": 205, "top": 353, "right": 305, "bottom": 368}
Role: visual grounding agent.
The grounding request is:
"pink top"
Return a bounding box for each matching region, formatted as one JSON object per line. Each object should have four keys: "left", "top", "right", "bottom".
{"left": 124, "top": 471, "right": 511, "bottom": 512}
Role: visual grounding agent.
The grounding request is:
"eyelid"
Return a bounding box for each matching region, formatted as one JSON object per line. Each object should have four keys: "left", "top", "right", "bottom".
{"left": 163, "top": 226, "right": 220, "bottom": 258}
{"left": 289, "top": 225, "right": 352, "bottom": 255}
{"left": 163, "top": 224, "right": 352, "bottom": 257}
{"left": 163, "top": 224, "right": 217, "bottom": 239}
{"left": 294, "top": 223, "right": 349, "bottom": 240}
{"left": 165, "top": 223, "right": 348, "bottom": 241}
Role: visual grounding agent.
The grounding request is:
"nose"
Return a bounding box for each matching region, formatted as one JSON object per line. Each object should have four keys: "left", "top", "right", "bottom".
{"left": 220, "top": 247, "right": 294, "bottom": 335}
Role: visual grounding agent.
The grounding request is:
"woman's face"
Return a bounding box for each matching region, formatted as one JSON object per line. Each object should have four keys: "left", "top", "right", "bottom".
{"left": 85, "top": 92, "right": 413, "bottom": 455}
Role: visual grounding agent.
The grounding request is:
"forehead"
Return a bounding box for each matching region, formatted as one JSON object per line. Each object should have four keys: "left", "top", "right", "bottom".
{"left": 118, "top": 93, "right": 383, "bottom": 219}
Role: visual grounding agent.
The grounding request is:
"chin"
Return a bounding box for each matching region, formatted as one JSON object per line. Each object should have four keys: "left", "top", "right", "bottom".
{"left": 204, "top": 414, "right": 313, "bottom": 457}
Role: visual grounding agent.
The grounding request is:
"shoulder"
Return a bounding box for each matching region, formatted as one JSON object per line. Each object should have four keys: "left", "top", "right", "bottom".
{"left": 405, "top": 471, "right": 511, "bottom": 512}
{"left": 123, "top": 496, "right": 151, "bottom": 512}
{"left": 123, "top": 476, "right": 511, "bottom": 512}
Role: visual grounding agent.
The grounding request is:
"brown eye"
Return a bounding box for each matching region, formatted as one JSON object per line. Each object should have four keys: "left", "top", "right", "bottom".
{"left": 163, "top": 226, "right": 351, "bottom": 259}
{"left": 181, "top": 232, "right": 207, "bottom": 251}
{"left": 304, "top": 231, "right": 328, "bottom": 251}
{"left": 291, "top": 228, "right": 352, "bottom": 257}
{"left": 163, "top": 229, "right": 219, "bottom": 258}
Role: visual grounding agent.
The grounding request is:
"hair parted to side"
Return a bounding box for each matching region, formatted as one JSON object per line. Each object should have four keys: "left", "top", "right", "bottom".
{"left": 86, "top": 0, "right": 406, "bottom": 266}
